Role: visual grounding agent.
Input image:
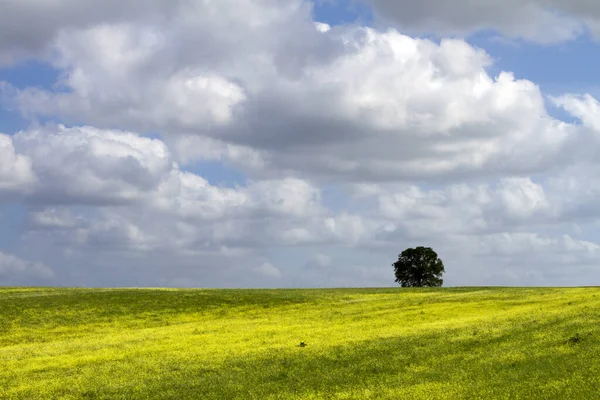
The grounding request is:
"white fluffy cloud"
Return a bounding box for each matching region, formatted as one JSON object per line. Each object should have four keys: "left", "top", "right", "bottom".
{"left": 11, "top": 125, "right": 172, "bottom": 205}
{"left": 2, "top": 0, "right": 599, "bottom": 65}
{"left": 5, "top": 24, "right": 579, "bottom": 183}
{"left": 376, "top": 178, "right": 554, "bottom": 237}
{"left": 0, "top": 133, "right": 36, "bottom": 198}
{"left": 4, "top": 125, "right": 377, "bottom": 287}
{"left": 366, "top": 0, "right": 600, "bottom": 43}
{"left": 0, "top": 0, "right": 196, "bottom": 64}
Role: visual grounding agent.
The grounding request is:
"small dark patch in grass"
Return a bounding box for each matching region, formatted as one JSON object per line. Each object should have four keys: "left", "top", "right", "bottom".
{"left": 567, "top": 333, "right": 582, "bottom": 344}
{"left": 197, "top": 367, "right": 217, "bottom": 375}
{"left": 298, "top": 342, "right": 307, "bottom": 348}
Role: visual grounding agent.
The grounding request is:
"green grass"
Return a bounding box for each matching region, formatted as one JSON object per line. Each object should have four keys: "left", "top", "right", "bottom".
{"left": 2, "top": 287, "right": 600, "bottom": 399}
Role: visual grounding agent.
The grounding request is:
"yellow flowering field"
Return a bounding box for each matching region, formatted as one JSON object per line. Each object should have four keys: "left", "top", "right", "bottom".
{"left": 1, "top": 287, "right": 599, "bottom": 399}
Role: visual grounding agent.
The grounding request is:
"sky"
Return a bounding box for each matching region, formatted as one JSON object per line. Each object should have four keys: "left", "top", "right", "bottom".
{"left": 3, "top": 1, "right": 600, "bottom": 288}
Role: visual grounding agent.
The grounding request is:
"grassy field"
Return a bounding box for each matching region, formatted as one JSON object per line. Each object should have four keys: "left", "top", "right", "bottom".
{"left": 1, "top": 287, "right": 600, "bottom": 399}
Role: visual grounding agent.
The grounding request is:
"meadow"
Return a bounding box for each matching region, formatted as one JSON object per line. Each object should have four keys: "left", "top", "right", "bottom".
{"left": 1, "top": 287, "right": 600, "bottom": 399}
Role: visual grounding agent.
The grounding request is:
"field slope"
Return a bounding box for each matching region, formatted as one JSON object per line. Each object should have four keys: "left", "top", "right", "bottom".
{"left": 1, "top": 287, "right": 600, "bottom": 399}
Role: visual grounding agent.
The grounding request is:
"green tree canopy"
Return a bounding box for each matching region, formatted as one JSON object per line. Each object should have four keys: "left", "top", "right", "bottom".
{"left": 393, "top": 246, "right": 444, "bottom": 287}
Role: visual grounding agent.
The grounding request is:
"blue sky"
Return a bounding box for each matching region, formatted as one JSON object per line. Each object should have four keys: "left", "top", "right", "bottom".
{"left": 313, "top": 0, "right": 373, "bottom": 26}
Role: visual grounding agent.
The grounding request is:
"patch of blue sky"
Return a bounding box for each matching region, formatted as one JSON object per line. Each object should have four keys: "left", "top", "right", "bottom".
{"left": 0, "top": 108, "right": 26, "bottom": 134}
{"left": 182, "top": 161, "right": 247, "bottom": 188}
{"left": 320, "top": 185, "right": 351, "bottom": 210}
{"left": 0, "top": 203, "right": 26, "bottom": 252}
{"left": 312, "top": 0, "right": 373, "bottom": 26}
{"left": 0, "top": 60, "right": 61, "bottom": 134}
{"left": 468, "top": 31, "right": 600, "bottom": 123}
{"left": 0, "top": 60, "right": 60, "bottom": 90}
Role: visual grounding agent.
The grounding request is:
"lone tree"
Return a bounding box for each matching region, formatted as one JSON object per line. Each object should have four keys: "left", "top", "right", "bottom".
{"left": 393, "top": 246, "right": 444, "bottom": 287}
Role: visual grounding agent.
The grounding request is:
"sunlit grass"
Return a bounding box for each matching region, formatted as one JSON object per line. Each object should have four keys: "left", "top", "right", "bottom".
{"left": 2, "top": 287, "right": 600, "bottom": 399}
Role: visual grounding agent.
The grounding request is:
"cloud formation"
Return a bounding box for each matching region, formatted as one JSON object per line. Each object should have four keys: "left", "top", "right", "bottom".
{"left": 2, "top": 0, "right": 600, "bottom": 287}
{"left": 4, "top": 23, "right": 580, "bottom": 184}
{"left": 0, "top": 252, "right": 53, "bottom": 281}
{"left": 366, "top": 0, "right": 600, "bottom": 43}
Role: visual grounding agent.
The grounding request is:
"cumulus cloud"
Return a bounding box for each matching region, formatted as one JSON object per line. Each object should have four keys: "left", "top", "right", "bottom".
{"left": 365, "top": 0, "right": 600, "bottom": 43}
{"left": 5, "top": 23, "right": 580, "bottom": 184}
{"left": 3, "top": 0, "right": 600, "bottom": 287}
{"left": 9, "top": 125, "right": 172, "bottom": 205}
{"left": 0, "top": 0, "right": 191, "bottom": 64}
{"left": 2, "top": 0, "right": 599, "bottom": 66}
{"left": 0, "top": 252, "right": 54, "bottom": 280}
{"left": 3, "top": 125, "right": 379, "bottom": 287}
{"left": 27, "top": 208, "right": 81, "bottom": 230}
{"left": 376, "top": 178, "right": 554, "bottom": 238}
{"left": 0, "top": 133, "right": 36, "bottom": 198}
{"left": 6, "top": 120, "right": 600, "bottom": 287}
{"left": 443, "top": 233, "right": 600, "bottom": 286}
